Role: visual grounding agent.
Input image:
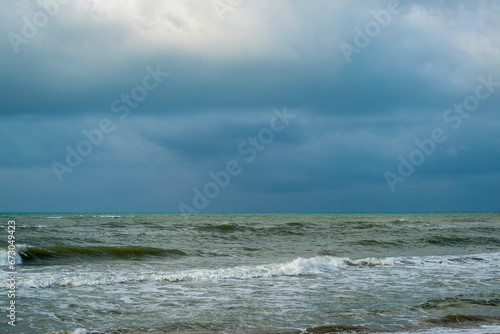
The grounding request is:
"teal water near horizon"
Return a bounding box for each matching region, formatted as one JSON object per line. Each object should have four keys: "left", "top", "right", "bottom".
{"left": 1, "top": 212, "right": 499, "bottom": 333}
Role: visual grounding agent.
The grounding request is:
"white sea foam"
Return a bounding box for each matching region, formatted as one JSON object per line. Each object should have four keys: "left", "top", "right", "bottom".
{"left": 70, "top": 329, "right": 88, "bottom": 334}
{"left": 0, "top": 245, "right": 26, "bottom": 266}
{"left": 65, "top": 326, "right": 500, "bottom": 334}
{"left": 7, "top": 252, "right": 500, "bottom": 288}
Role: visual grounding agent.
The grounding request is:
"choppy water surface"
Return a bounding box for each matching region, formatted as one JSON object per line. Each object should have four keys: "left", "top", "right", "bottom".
{"left": 1, "top": 213, "right": 499, "bottom": 333}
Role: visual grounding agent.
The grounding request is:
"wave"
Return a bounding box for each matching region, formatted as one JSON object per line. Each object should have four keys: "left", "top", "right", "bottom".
{"left": 307, "top": 315, "right": 500, "bottom": 334}
{"left": 428, "top": 314, "right": 500, "bottom": 325}
{"left": 8, "top": 252, "right": 500, "bottom": 288}
{"left": 7, "top": 256, "right": 346, "bottom": 288}
{"left": 197, "top": 223, "right": 306, "bottom": 236}
{"left": 60, "top": 322, "right": 500, "bottom": 334}
{"left": 198, "top": 223, "right": 243, "bottom": 232}
{"left": 417, "top": 293, "right": 500, "bottom": 310}
{"left": 0, "top": 248, "right": 22, "bottom": 267}
{"left": 100, "top": 221, "right": 128, "bottom": 228}
{"left": 420, "top": 235, "right": 500, "bottom": 247}
{"left": 352, "top": 239, "right": 403, "bottom": 247}
{"left": 0, "top": 245, "right": 187, "bottom": 265}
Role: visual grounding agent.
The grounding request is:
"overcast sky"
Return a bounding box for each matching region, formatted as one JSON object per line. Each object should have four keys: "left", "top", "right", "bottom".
{"left": 1, "top": 0, "right": 499, "bottom": 213}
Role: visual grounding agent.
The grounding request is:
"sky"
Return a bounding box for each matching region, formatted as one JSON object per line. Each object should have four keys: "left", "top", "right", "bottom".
{"left": 0, "top": 0, "right": 499, "bottom": 213}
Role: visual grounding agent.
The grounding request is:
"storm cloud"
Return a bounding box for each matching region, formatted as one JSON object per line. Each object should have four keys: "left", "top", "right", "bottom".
{"left": 1, "top": 0, "right": 499, "bottom": 213}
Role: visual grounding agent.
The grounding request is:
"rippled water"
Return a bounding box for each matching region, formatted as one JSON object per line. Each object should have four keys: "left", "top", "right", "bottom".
{"left": 1, "top": 213, "right": 499, "bottom": 333}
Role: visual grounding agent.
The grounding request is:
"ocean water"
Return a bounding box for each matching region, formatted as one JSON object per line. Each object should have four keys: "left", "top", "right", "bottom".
{"left": 1, "top": 213, "right": 499, "bottom": 334}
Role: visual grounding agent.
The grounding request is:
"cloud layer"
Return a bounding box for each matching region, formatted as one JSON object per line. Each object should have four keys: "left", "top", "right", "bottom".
{"left": 1, "top": 0, "right": 499, "bottom": 212}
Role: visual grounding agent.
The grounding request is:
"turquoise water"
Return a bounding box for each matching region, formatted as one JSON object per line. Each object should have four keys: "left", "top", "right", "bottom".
{"left": 1, "top": 213, "right": 499, "bottom": 333}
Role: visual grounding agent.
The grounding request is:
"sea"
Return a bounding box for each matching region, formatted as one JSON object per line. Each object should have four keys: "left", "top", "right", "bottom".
{"left": 1, "top": 213, "right": 499, "bottom": 334}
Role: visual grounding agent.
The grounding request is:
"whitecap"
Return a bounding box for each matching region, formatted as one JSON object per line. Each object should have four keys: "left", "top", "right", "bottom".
{"left": 9, "top": 252, "right": 500, "bottom": 288}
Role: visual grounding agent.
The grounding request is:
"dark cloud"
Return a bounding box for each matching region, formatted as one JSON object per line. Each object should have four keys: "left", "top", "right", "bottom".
{"left": 1, "top": 0, "right": 499, "bottom": 212}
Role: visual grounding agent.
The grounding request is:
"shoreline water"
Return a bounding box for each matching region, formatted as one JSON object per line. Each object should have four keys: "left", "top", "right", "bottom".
{"left": 1, "top": 213, "right": 499, "bottom": 333}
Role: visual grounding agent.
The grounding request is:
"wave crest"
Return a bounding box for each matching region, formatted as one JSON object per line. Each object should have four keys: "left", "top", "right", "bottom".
{"left": 0, "top": 245, "right": 186, "bottom": 265}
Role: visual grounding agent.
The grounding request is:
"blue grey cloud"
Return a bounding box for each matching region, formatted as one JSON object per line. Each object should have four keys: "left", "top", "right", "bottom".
{"left": 1, "top": 0, "right": 499, "bottom": 212}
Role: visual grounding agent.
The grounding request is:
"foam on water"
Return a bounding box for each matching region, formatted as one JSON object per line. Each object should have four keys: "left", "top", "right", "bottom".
{"left": 70, "top": 329, "right": 88, "bottom": 334}
{"left": 65, "top": 325, "right": 500, "bottom": 334}
{"left": 6, "top": 213, "right": 499, "bottom": 334}
{"left": 0, "top": 244, "right": 26, "bottom": 266}
{"left": 8, "top": 252, "right": 499, "bottom": 288}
